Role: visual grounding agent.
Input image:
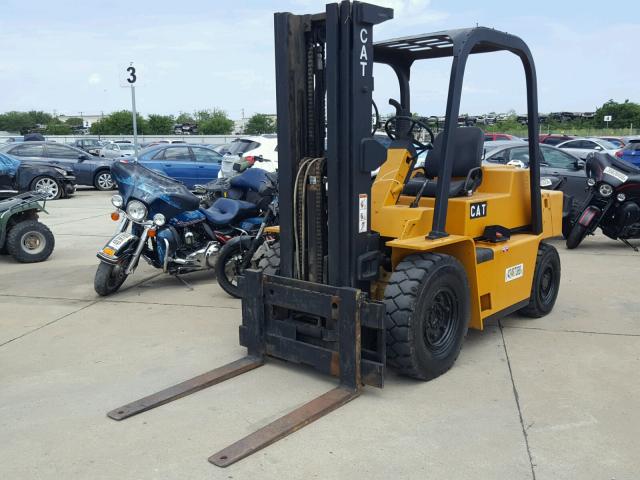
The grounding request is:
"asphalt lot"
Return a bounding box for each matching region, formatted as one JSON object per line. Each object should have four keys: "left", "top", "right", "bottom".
{"left": 1, "top": 189, "right": 639, "bottom": 480}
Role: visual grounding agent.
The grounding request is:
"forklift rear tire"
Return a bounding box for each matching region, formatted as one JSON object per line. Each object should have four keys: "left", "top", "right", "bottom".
{"left": 384, "top": 253, "right": 470, "bottom": 381}
{"left": 519, "top": 243, "right": 561, "bottom": 318}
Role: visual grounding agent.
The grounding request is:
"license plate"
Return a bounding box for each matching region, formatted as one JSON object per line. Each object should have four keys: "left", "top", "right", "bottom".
{"left": 603, "top": 166, "right": 628, "bottom": 183}
{"left": 106, "top": 232, "right": 135, "bottom": 251}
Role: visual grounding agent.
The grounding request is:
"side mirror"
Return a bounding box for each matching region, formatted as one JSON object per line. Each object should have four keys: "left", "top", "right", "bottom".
{"left": 594, "top": 146, "right": 603, "bottom": 151}
{"left": 575, "top": 159, "right": 585, "bottom": 170}
{"left": 507, "top": 160, "right": 526, "bottom": 169}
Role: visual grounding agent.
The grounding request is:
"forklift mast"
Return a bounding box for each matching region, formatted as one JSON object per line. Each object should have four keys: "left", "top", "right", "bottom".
{"left": 276, "top": 1, "right": 391, "bottom": 290}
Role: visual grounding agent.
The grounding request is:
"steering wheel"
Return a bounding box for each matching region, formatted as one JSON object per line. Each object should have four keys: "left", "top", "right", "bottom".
{"left": 384, "top": 116, "right": 435, "bottom": 154}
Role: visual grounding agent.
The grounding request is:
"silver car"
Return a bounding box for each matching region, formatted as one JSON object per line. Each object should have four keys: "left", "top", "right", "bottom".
{"left": 555, "top": 137, "right": 620, "bottom": 160}
{"left": 99, "top": 142, "right": 136, "bottom": 159}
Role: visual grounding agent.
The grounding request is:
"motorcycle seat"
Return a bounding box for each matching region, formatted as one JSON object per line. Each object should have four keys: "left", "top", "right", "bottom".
{"left": 200, "top": 198, "right": 258, "bottom": 225}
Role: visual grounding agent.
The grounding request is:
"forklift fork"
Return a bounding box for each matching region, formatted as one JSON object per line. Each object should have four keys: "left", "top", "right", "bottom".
{"left": 107, "top": 269, "right": 385, "bottom": 467}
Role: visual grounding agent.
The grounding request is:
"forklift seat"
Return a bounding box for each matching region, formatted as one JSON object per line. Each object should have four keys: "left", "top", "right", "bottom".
{"left": 403, "top": 127, "right": 484, "bottom": 198}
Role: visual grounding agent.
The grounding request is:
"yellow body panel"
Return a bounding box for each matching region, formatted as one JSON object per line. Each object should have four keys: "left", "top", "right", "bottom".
{"left": 370, "top": 146, "right": 563, "bottom": 330}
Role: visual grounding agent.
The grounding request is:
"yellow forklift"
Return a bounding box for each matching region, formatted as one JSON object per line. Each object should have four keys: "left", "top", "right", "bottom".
{"left": 108, "top": 1, "right": 563, "bottom": 467}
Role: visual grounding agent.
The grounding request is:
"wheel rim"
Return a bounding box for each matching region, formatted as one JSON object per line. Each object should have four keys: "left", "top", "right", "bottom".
{"left": 21, "top": 231, "right": 46, "bottom": 255}
{"left": 97, "top": 172, "right": 114, "bottom": 189}
{"left": 35, "top": 178, "right": 59, "bottom": 199}
{"left": 539, "top": 264, "right": 556, "bottom": 304}
{"left": 423, "top": 287, "right": 459, "bottom": 356}
{"left": 224, "top": 253, "right": 243, "bottom": 287}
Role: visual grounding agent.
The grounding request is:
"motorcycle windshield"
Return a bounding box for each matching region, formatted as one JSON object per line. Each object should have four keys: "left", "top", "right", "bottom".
{"left": 111, "top": 160, "right": 200, "bottom": 219}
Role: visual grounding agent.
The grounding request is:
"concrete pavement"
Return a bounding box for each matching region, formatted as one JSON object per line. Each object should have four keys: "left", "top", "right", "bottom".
{"left": 1, "top": 189, "right": 638, "bottom": 479}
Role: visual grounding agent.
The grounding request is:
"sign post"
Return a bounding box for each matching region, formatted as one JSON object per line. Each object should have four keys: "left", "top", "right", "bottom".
{"left": 126, "top": 63, "right": 139, "bottom": 157}
{"left": 603, "top": 114, "right": 612, "bottom": 130}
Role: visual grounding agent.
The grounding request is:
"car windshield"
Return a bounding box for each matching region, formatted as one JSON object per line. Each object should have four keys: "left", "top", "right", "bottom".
{"left": 602, "top": 138, "right": 623, "bottom": 148}
{"left": 226, "top": 139, "right": 259, "bottom": 155}
{"left": 596, "top": 139, "right": 619, "bottom": 150}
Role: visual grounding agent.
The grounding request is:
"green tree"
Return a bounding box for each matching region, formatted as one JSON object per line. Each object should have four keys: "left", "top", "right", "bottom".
{"left": 199, "top": 108, "right": 234, "bottom": 135}
{"left": 46, "top": 123, "right": 72, "bottom": 135}
{"left": 594, "top": 99, "right": 640, "bottom": 129}
{"left": 0, "top": 111, "right": 36, "bottom": 134}
{"left": 147, "top": 114, "right": 175, "bottom": 134}
{"left": 176, "top": 112, "right": 195, "bottom": 124}
{"left": 244, "top": 113, "right": 276, "bottom": 135}
{"left": 64, "top": 116, "right": 84, "bottom": 127}
{"left": 89, "top": 110, "right": 147, "bottom": 135}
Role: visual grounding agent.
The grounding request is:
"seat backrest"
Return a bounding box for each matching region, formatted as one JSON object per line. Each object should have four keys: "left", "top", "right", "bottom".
{"left": 425, "top": 127, "right": 484, "bottom": 179}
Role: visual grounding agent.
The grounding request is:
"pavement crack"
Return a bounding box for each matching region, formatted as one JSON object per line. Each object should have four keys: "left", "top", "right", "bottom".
{"left": 502, "top": 324, "right": 640, "bottom": 337}
{"left": 499, "top": 320, "right": 536, "bottom": 480}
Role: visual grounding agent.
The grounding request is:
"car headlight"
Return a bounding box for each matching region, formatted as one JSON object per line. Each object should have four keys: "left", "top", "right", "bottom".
{"left": 153, "top": 213, "right": 166, "bottom": 226}
{"left": 54, "top": 167, "right": 67, "bottom": 176}
{"left": 598, "top": 183, "right": 613, "bottom": 197}
{"left": 111, "top": 194, "right": 123, "bottom": 208}
{"left": 586, "top": 178, "right": 596, "bottom": 187}
{"left": 126, "top": 200, "right": 147, "bottom": 221}
{"left": 540, "top": 177, "right": 553, "bottom": 187}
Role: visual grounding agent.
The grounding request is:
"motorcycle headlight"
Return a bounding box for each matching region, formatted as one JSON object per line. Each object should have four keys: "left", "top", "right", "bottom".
{"left": 153, "top": 213, "right": 166, "bottom": 226}
{"left": 598, "top": 183, "right": 613, "bottom": 197}
{"left": 111, "top": 194, "right": 123, "bottom": 208}
{"left": 586, "top": 178, "right": 596, "bottom": 187}
{"left": 126, "top": 200, "right": 147, "bottom": 221}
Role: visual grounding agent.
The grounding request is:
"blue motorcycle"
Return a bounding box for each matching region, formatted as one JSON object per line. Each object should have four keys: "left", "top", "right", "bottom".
{"left": 94, "top": 160, "right": 277, "bottom": 296}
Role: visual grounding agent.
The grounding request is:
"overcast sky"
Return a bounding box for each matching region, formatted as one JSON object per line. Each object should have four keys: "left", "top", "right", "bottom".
{"left": 1, "top": 0, "right": 638, "bottom": 119}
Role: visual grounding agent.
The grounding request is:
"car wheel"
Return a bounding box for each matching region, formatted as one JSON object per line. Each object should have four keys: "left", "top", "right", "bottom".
{"left": 94, "top": 171, "right": 115, "bottom": 191}
{"left": 31, "top": 176, "right": 62, "bottom": 200}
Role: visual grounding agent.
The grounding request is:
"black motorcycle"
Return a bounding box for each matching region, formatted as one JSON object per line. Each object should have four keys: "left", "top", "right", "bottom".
{"left": 94, "top": 161, "right": 277, "bottom": 296}
{"left": 566, "top": 152, "right": 640, "bottom": 250}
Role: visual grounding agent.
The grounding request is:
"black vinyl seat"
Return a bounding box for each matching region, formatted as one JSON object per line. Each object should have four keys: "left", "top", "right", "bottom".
{"left": 402, "top": 127, "right": 484, "bottom": 198}
{"left": 200, "top": 198, "right": 258, "bottom": 225}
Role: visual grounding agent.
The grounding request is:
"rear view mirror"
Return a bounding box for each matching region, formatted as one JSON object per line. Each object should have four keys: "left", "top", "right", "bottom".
{"left": 594, "top": 146, "right": 603, "bottom": 151}
{"left": 575, "top": 159, "right": 585, "bottom": 170}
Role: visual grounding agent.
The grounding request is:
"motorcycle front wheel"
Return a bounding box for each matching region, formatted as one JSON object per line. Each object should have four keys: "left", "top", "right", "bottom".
{"left": 94, "top": 261, "right": 129, "bottom": 296}
{"left": 566, "top": 222, "right": 589, "bottom": 249}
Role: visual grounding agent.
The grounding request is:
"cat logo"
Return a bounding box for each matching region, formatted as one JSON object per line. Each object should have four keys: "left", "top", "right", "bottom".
{"left": 470, "top": 202, "right": 487, "bottom": 219}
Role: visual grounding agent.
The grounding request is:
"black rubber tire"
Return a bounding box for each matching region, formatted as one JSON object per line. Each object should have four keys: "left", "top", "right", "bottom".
{"left": 215, "top": 237, "right": 253, "bottom": 298}
{"left": 6, "top": 220, "right": 55, "bottom": 263}
{"left": 562, "top": 199, "right": 580, "bottom": 239}
{"left": 94, "top": 261, "right": 129, "bottom": 296}
{"left": 30, "top": 175, "right": 62, "bottom": 200}
{"left": 94, "top": 170, "right": 115, "bottom": 191}
{"left": 519, "top": 243, "right": 561, "bottom": 318}
{"left": 566, "top": 222, "right": 588, "bottom": 249}
{"left": 253, "top": 240, "right": 280, "bottom": 275}
{"left": 384, "top": 252, "right": 471, "bottom": 381}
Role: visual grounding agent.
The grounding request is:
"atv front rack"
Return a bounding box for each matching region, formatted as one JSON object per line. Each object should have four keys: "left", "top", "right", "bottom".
{"left": 108, "top": 269, "right": 385, "bottom": 467}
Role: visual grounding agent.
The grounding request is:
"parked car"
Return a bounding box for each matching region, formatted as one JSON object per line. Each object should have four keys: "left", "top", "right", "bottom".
{"left": 484, "top": 141, "right": 588, "bottom": 204}
{"left": 0, "top": 152, "right": 76, "bottom": 200}
{"left": 99, "top": 142, "right": 136, "bottom": 159}
{"left": 0, "top": 141, "right": 116, "bottom": 191}
{"left": 72, "top": 138, "right": 104, "bottom": 156}
{"left": 539, "top": 134, "right": 574, "bottom": 146}
{"left": 212, "top": 144, "right": 231, "bottom": 155}
{"left": 483, "top": 133, "right": 523, "bottom": 142}
{"left": 555, "top": 137, "right": 621, "bottom": 160}
{"left": 597, "top": 136, "right": 625, "bottom": 148}
{"left": 220, "top": 135, "right": 278, "bottom": 177}
{"left": 618, "top": 139, "right": 640, "bottom": 167}
{"left": 173, "top": 123, "right": 198, "bottom": 135}
{"left": 136, "top": 144, "right": 222, "bottom": 189}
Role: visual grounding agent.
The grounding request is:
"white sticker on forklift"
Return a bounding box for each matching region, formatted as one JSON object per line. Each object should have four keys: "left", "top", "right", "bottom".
{"left": 505, "top": 263, "right": 524, "bottom": 282}
{"left": 358, "top": 193, "right": 368, "bottom": 233}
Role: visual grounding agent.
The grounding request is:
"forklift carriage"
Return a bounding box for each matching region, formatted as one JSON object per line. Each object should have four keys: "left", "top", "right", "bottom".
{"left": 108, "top": 1, "right": 563, "bottom": 467}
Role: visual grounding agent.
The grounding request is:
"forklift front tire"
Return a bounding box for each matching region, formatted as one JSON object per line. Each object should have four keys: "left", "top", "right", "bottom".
{"left": 384, "top": 253, "right": 470, "bottom": 381}
{"left": 519, "top": 243, "right": 561, "bottom": 318}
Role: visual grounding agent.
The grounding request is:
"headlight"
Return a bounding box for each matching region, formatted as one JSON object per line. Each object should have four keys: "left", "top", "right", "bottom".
{"left": 153, "top": 213, "right": 166, "bottom": 226}
{"left": 617, "top": 193, "right": 626, "bottom": 202}
{"left": 111, "top": 194, "right": 123, "bottom": 208}
{"left": 598, "top": 183, "right": 613, "bottom": 197}
{"left": 54, "top": 167, "right": 67, "bottom": 176}
{"left": 540, "top": 178, "right": 553, "bottom": 187}
{"left": 586, "top": 178, "right": 596, "bottom": 187}
{"left": 126, "top": 200, "right": 147, "bottom": 221}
